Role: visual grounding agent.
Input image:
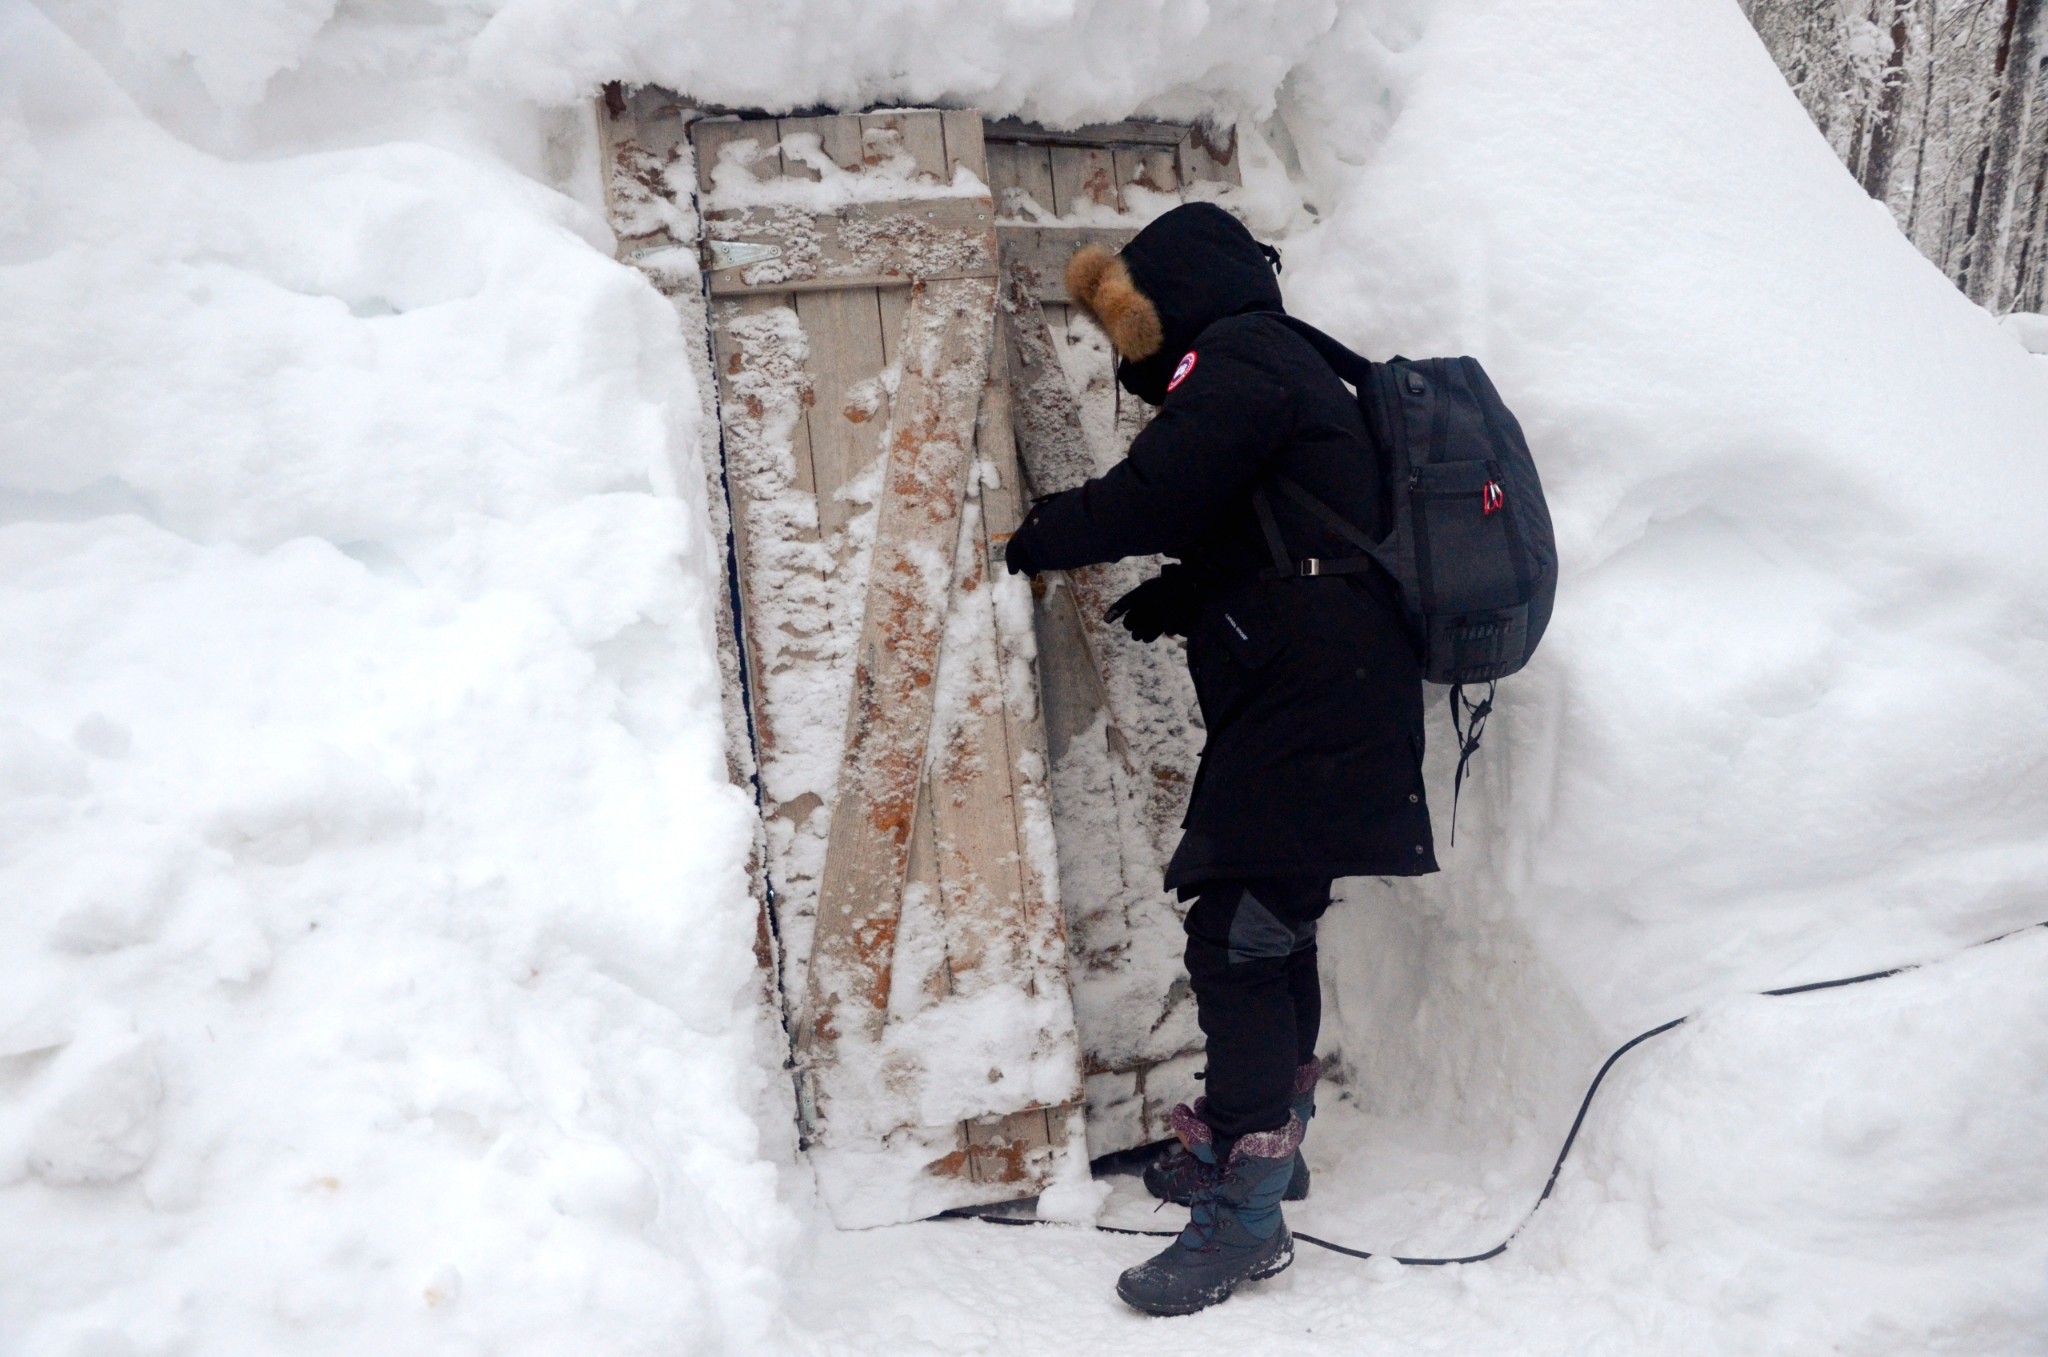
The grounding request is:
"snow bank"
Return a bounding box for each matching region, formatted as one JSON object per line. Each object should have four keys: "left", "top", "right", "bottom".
{"left": 472, "top": 0, "right": 1337, "bottom": 130}
{"left": 1270, "top": 0, "right": 2048, "bottom": 1198}
{"left": 0, "top": 6, "right": 785, "bottom": 1353}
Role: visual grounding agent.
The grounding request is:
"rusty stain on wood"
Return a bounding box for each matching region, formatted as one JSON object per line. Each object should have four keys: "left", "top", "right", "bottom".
{"left": 798, "top": 271, "right": 997, "bottom": 1041}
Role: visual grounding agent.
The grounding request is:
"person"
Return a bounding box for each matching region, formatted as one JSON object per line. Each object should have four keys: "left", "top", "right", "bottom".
{"left": 1002, "top": 202, "right": 1438, "bottom": 1316}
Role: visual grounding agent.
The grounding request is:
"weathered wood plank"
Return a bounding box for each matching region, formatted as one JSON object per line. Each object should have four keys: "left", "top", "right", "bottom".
{"left": 712, "top": 295, "right": 822, "bottom": 540}
{"left": 964, "top": 1105, "right": 1055, "bottom": 1185}
{"left": 983, "top": 140, "right": 1026, "bottom": 200}
{"left": 1175, "top": 121, "right": 1241, "bottom": 188}
{"left": 1049, "top": 143, "right": 1122, "bottom": 215}
{"left": 603, "top": 98, "right": 698, "bottom": 260}
{"left": 707, "top": 298, "right": 829, "bottom": 931}
{"left": 693, "top": 117, "right": 781, "bottom": 195}
{"left": 987, "top": 141, "right": 1058, "bottom": 222}
{"left": 995, "top": 225, "right": 1139, "bottom": 302}
{"left": 1043, "top": 303, "right": 1121, "bottom": 466}
{"left": 792, "top": 289, "right": 890, "bottom": 543}
{"left": 776, "top": 113, "right": 863, "bottom": 175}
{"left": 998, "top": 277, "right": 1136, "bottom": 774}
{"left": 927, "top": 483, "right": 1031, "bottom": 991}
{"left": 861, "top": 108, "right": 949, "bottom": 179}
{"left": 1115, "top": 144, "right": 1181, "bottom": 203}
{"left": 985, "top": 118, "right": 1192, "bottom": 148}
{"left": 998, "top": 273, "right": 1104, "bottom": 500}
{"left": 939, "top": 108, "right": 990, "bottom": 185}
{"left": 888, "top": 769, "right": 953, "bottom": 1020}
{"left": 705, "top": 196, "right": 998, "bottom": 295}
{"left": 925, "top": 317, "right": 1073, "bottom": 1004}
{"left": 798, "top": 273, "right": 999, "bottom": 1057}
{"left": 876, "top": 286, "right": 913, "bottom": 367}
{"left": 975, "top": 318, "right": 1071, "bottom": 955}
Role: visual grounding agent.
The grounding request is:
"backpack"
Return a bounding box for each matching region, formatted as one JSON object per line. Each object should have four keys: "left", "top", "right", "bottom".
{"left": 1251, "top": 316, "right": 1558, "bottom": 835}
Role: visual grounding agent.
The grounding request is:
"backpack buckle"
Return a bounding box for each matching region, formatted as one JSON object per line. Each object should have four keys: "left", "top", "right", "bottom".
{"left": 1297, "top": 558, "right": 1322, "bottom": 577}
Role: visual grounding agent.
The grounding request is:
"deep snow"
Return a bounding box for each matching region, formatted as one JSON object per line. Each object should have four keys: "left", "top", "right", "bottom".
{"left": 4, "top": 0, "right": 2047, "bottom": 1354}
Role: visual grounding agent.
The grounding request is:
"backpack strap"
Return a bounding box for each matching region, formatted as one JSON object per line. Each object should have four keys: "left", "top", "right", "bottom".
{"left": 1253, "top": 476, "right": 1381, "bottom": 580}
{"left": 1276, "top": 476, "right": 1375, "bottom": 553}
{"left": 1274, "top": 315, "right": 1375, "bottom": 387}
{"left": 1448, "top": 681, "right": 1495, "bottom": 844}
{"left": 1252, "top": 486, "right": 1296, "bottom": 576}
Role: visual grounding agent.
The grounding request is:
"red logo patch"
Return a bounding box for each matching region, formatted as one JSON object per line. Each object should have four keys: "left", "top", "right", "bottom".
{"left": 1168, "top": 350, "right": 1197, "bottom": 392}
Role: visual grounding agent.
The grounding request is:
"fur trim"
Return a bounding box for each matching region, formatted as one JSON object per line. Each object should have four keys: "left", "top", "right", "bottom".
{"left": 1065, "top": 244, "right": 1163, "bottom": 361}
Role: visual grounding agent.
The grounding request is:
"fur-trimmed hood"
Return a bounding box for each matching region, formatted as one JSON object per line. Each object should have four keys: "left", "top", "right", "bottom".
{"left": 1064, "top": 202, "right": 1285, "bottom": 404}
{"left": 1064, "top": 245, "right": 1163, "bottom": 363}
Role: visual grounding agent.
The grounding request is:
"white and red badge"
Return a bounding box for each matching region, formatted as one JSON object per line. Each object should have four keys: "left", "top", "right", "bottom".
{"left": 1168, "top": 350, "right": 1197, "bottom": 392}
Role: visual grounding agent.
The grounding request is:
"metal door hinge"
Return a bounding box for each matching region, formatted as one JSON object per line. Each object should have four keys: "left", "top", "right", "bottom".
{"left": 705, "top": 240, "right": 783, "bottom": 272}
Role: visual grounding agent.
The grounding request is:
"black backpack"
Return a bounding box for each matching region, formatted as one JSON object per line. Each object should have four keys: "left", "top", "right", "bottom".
{"left": 1253, "top": 316, "right": 1558, "bottom": 832}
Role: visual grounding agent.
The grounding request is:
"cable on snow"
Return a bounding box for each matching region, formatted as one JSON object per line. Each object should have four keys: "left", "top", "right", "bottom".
{"left": 948, "top": 919, "right": 2048, "bottom": 1266}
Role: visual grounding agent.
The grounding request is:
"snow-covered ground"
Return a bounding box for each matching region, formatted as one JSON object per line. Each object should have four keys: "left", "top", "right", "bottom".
{"left": 3, "top": 0, "right": 2046, "bottom": 1354}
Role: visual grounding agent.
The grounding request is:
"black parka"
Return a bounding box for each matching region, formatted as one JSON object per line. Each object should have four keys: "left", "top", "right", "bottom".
{"left": 1007, "top": 205, "right": 1438, "bottom": 891}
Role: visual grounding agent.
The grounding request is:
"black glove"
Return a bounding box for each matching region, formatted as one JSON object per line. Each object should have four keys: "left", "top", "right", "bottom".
{"left": 1002, "top": 533, "right": 1042, "bottom": 578}
{"left": 1003, "top": 504, "right": 1048, "bottom": 577}
{"left": 1105, "top": 564, "right": 1201, "bottom": 642}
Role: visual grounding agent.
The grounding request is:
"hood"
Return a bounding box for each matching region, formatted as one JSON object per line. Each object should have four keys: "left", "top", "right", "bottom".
{"left": 1064, "top": 202, "right": 1285, "bottom": 405}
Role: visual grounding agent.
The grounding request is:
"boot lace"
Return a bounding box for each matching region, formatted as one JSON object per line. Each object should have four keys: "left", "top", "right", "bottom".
{"left": 1178, "top": 1160, "right": 1227, "bottom": 1253}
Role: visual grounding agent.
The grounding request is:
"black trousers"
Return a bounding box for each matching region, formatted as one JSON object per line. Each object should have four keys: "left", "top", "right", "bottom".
{"left": 1182, "top": 877, "right": 1333, "bottom": 1141}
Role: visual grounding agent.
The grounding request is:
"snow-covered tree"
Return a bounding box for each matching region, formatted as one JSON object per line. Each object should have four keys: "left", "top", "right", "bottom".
{"left": 1744, "top": 0, "right": 2047, "bottom": 312}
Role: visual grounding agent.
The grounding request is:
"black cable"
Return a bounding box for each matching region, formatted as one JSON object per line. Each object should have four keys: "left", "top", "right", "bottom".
{"left": 950, "top": 920, "right": 2048, "bottom": 1265}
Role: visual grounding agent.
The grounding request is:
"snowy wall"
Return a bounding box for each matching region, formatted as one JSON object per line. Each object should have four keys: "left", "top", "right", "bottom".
{"left": 1277, "top": 0, "right": 2048, "bottom": 1167}
{"left": 0, "top": 4, "right": 786, "bottom": 1353}
{"left": 5, "top": 0, "right": 2048, "bottom": 1352}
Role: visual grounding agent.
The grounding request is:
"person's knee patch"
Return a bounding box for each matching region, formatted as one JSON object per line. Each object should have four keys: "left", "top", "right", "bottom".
{"left": 1227, "top": 890, "right": 1307, "bottom": 964}
{"left": 1186, "top": 885, "right": 1319, "bottom": 972}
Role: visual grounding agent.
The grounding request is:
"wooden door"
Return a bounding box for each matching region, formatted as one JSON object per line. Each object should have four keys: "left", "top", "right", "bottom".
{"left": 600, "top": 93, "right": 1252, "bottom": 1220}
{"left": 607, "top": 101, "right": 1089, "bottom": 1226}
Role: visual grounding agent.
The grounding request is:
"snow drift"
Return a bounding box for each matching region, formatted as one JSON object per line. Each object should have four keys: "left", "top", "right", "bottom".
{"left": 3, "top": 0, "right": 2046, "bottom": 1353}
{"left": 0, "top": 6, "right": 783, "bottom": 1353}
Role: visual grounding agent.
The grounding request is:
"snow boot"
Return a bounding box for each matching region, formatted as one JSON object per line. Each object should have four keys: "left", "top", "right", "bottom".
{"left": 1115, "top": 1102, "right": 1302, "bottom": 1317}
{"left": 1142, "top": 1057, "right": 1317, "bottom": 1206}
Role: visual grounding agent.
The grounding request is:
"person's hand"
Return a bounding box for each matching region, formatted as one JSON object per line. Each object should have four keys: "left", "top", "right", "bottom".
{"left": 1004, "top": 507, "right": 1046, "bottom": 577}
{"left": 1002, "top": 534, "right": 1042, "bottom": 577}
{"left": 1105, "top": 564, "right": 1200, "bottom": 642}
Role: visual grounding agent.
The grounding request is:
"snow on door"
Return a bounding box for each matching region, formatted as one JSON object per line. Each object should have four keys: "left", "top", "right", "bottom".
{"left": 983, "top": 119, "right": 1241, "bottom": 1159}
{"left": 599, "top": 92, "right": 1243, "bottom": 1223}
{"left": 693, "top": 107, "right": 1089, "bottom": 1227}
